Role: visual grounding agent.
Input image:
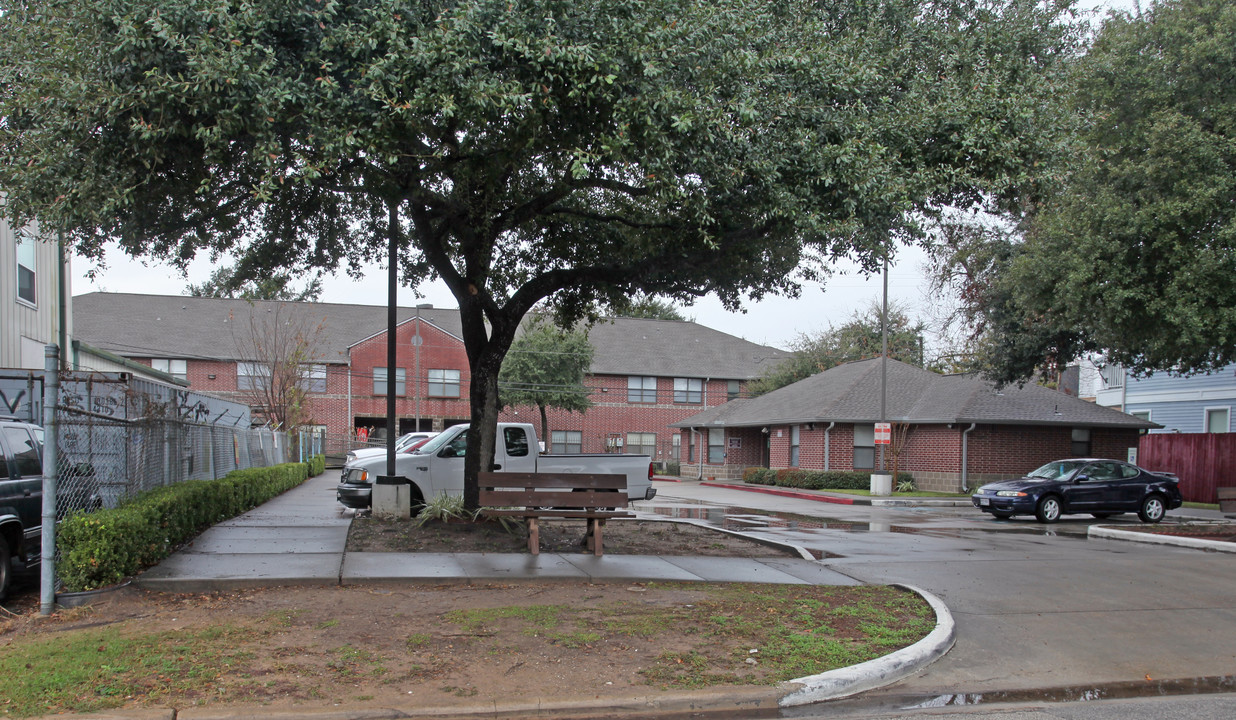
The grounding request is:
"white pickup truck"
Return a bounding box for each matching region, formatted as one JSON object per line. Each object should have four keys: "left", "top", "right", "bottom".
{"left": 335, "top": 422, "right": 656, "bottom": 509}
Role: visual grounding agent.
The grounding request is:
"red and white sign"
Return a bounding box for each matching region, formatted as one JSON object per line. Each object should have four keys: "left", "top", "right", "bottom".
{"left": 874, "top": 422, "right": 892, "bottom": 445}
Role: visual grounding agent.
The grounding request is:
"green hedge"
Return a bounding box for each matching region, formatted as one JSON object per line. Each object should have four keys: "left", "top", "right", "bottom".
{"left": 57, "top": 458, "right": 320, "bottom": 592}
{"left": 743, "top": 466, "right": 912, "bottom": 490}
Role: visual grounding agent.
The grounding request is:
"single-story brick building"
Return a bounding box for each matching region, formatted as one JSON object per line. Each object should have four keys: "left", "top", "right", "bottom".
{"left": 672, "top": 358, "right": 1155, "bottom": 492}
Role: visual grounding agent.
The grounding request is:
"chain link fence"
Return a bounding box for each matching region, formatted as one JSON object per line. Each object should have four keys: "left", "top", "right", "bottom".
{"left": 53, "top": 406, "right": 292, "bottom": 516}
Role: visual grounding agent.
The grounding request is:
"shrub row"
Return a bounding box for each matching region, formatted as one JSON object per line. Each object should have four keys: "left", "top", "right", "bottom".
{"left": 743, "top": 467, "right": 913, "bottom": 490}
{"left": 57, "top": 458, "right": 321, "bottom": 592}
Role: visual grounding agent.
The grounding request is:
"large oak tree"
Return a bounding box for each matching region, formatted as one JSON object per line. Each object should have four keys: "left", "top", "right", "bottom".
{"left": 0, "top": 0, "right": 1077, "bottom": 506}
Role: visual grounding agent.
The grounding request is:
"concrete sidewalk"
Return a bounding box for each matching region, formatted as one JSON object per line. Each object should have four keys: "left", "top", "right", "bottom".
{"left": 134, "top": 471, "right": 858, "bottom": 593}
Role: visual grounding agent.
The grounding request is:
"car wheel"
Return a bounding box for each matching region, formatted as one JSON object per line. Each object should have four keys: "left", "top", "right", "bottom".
{"left": 991, "top": 511, "right": 1013, "bottom": 520}
{"left": 1138, "top": 494, "right": 1166, "bottom": 523}
{"left": 1091, "top": 513, "right": 1114, "bottom": 519}
{"left": 1035, "top": 496, "right": 1062, "bottom": 523}
{"left": 0, "top": 540, "right": 11, "bottom": 602}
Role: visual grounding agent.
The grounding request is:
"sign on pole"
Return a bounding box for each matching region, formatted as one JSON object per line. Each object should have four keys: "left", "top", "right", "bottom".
{"left": 874, "top": 422, "right": 892, "bottom": 445}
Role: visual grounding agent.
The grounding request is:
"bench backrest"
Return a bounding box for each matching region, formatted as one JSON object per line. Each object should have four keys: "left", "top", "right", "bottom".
{"left": 478, "top": 471, "right": 629, "bottom": 510}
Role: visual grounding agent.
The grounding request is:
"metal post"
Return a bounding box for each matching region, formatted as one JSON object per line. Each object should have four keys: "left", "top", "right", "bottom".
{"left": 40, "top": 344, "right": 60, "bottom": 616}
{"left": 879, "top": 253, "right": 888, "bottom": 472}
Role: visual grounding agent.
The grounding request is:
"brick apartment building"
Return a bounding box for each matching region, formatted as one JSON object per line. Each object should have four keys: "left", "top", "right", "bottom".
{"left": 673, "top": 358, "right": 1155, "bottom": 491}
{"left": 72, "top": 292, "right": 791, "bottom": 465}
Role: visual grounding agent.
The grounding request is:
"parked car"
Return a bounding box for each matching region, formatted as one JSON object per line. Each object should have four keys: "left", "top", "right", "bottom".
{"left": 344, "top": 432, "right": 438, "bottom": 465}
{"left": 0, "top": 416, "right": 44, "bottom": 599}
{"left": 971, "top": 458, "right": 1183, "bottom": 524}
{"left": 337, "top": 422, "right": 655, "bottom": 510}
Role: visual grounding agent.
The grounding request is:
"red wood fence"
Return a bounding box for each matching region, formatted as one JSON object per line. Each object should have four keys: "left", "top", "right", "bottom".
{"left": 1138, "top": 433, "right": 1236, "bottom": 504}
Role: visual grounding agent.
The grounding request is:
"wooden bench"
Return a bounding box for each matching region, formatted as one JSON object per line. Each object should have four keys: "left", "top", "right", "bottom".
{"left": 478, "top": 472, "right": 634, "bottom": 556}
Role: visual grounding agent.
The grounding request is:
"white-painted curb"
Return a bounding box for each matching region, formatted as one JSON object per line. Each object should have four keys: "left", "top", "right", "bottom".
{"left": 779, "top": 584, "right": 955, "bottom": 707}
{"left": 1089, "top": 524, "right": 1236, "bottom": 553}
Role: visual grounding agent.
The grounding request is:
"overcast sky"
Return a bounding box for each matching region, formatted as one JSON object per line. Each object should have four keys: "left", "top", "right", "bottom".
{"left": 70, "top": 0, "right": 1140, "bottom": 351}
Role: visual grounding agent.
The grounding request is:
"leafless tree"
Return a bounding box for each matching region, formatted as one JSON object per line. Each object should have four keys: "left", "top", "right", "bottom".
{"left": 230, "top": 302, "right": 327, "bottom": 430}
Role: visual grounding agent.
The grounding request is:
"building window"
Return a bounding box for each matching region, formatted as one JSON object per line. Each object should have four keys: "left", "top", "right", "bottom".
{"left": 428, "top": 368, "right": 461, "bottom": 397}
{"left": 237, "top": 362, "right": 270, "bottom": 391}
{"left": 551, "top": 430, "right": 583, "bottom": 454}
{"left": 671, "top": 434, "right": 681, "bottom": 461}
{"left": 790, "top": 425, "right": 800, "bottom": 467}
{"left": 374, "top": 367, "right": 406, "bottom": 396}
{"left": 727, "top": 380, "right": 741, "bottom": 401}
{"left": 627, "top": 432, "right": 656, "bottom": 457}
{"left": 853, "top": 424, "right": 875, "bottom": 470}
{"left": 1206, "top": 408, "right": 1230, "bottom": 434}
{"left": 16, "top": 234, "right": 36, "bottom": 306}
{"left": 152, "top": 358, "right": 188, "bottom": 382}
{"left": 708, "top": 428, "right": 725, "bottom": 464}
{"left": 1071, "top": 427, "right": 1092, "bottom": 456}
{"left": 628, "top": 376, "right": 657, "bottom": 404}
{"left": 674, "top": 378, "right": 703, "bottom": 404}
{"left": 306, "top": 364, "right": 327, "bottom": 393}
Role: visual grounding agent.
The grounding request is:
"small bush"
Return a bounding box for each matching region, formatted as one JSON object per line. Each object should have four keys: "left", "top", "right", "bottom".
{"left": 57, "top": 461, "right": 312, "bottom": 592}
{"left": 743, "top": 467, "right": 912, "bottom": 491}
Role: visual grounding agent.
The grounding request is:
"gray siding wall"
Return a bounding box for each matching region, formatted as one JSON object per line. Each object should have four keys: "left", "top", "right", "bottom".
{"left": 1, "top": 217, "right": 73, "bottom": 369}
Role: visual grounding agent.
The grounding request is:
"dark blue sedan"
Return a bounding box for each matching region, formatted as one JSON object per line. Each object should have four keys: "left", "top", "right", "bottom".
{"left": 971, "top": 459, "right": 1183, "bottom": 524}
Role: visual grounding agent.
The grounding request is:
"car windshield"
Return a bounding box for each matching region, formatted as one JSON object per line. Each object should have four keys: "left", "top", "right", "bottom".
{"left": 1026, "top": 461, "right": 1084, "bottom": 480}
{"left": 415, "top": 428, "right": 463, "bottom": 456}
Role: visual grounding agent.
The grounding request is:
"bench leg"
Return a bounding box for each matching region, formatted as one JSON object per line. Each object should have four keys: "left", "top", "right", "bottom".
{"left": 587, "top": 518, "right": 605, "bottom": 556}
{"left": 527, "top": 517, "right": 540, "bottom": 555}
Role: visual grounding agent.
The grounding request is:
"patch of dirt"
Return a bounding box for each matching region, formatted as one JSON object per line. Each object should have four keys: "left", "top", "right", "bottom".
{"left": 347, "top": 515, "right": 800, "bottom": 557}
{"left": 0, "top": 582, "right": 932, "bottom": 717}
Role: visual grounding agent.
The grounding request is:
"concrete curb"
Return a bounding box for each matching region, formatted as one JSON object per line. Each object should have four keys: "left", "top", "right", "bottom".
{"left": 1089, "top": 523, "right": 1236, "bottom": 553}
{"left": 645, "top": 516, "right": 817, "bottom": 560}
{"left": 778, "top": 584, "right": 956, "bottom": 706}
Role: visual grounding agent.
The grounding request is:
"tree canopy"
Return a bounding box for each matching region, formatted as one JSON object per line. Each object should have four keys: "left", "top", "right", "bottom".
{"left": 499, "top": 316, "right": 594, "bottom": 447}
{"left": 941, "top": 0, "right": 1236, "bottom": 385}
{"left": 749, "top": 301, "right": 926, "bottom": 395}
{"left": 188, "top": 266, "right": 324, "bottom": 302}
{"left": 0, "top": 0, "right": 1078, "bottom": 505}
{"left": 608, "top": 295, "right": 690, "bottom": 322}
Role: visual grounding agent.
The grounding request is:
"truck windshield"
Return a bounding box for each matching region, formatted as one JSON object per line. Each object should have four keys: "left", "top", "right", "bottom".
{"left": 416, "top": 427, "right": 465, "bottom": 456}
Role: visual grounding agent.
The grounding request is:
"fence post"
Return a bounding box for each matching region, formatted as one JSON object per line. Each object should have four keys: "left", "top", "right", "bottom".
{"left": 40, "top": 345, "right": 60, "bottom": 616}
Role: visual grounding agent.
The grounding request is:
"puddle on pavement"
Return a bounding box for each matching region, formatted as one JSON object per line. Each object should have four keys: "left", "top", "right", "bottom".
{"left": 779, "top": 675, "right": 1236, "bottom": 718}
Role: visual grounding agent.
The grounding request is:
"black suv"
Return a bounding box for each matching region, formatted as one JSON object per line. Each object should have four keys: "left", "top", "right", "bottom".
{"left": 0, "top": 416, "right": 43, "bottom": 600}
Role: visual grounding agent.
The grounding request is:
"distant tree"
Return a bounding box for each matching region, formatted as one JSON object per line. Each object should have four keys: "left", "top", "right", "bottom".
{"left": 499, "top": 318, "right": 594, "bottom": 449}
{"left": 609, "top": 295, "right": 690, "bottom": 322}
{"left": 188, "top": 266, "right": 324, "bottom": 302}
{"left": 944, "top": 0, "right": 1236, "bottom": 385}
{"left": 749, "top": 302, "right": 926, "bottom": 395}
{"left": 231, "top": 303, "right": 328, "bottom": 431}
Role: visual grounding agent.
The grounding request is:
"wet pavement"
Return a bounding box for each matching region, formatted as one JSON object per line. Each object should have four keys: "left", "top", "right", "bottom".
{"left": 646, "top": 481, "right": 1236, "bottom": 702}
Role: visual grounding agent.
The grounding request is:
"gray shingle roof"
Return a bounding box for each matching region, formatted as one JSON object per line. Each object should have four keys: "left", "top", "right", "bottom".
{"left": 73, "top": 293, "right": 789, "bottom": 379}
{"left": 673, "top": 357, "right": 1155, "bottom": 429}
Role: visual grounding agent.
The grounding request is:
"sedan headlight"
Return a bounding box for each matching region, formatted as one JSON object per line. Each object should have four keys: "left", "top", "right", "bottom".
{"left": 996, "top": 490, "right": 1027, "bottom": 497}
{"left": 345, "top": 468, "right": 369, "bottom": 483}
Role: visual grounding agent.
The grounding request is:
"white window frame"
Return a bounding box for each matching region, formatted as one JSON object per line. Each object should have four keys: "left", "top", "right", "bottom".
{"left": 427, "top": 368, "right": 461, "bottom": 398}
{"left": 853, "top": 424, "right": 875, "bottom": 470}
{"left": 374, "top": 367, "right": 406, "bottom": 396}
{"left": 237, "top": 361, "right": 270, "bottom": 391}
{"left": 673, "top": 377, "right": 703, "bottom": 404}
{"left": 1205, "top": 407, "right": 1230, "bottom": 434}
{"left": 708, "top": 428, "right": 725, "bottom": 464}
{"left": 551, "top": 430, "right": 583, "bottom": 454}
{"left": 306, "top": 364, "right": 327, "bottom": 393}
{"left": 671, "top": 434, "right": 681, "bottom": 461}
{"left": 16, "top": 234, "right": 36, "bottom": 306}
{"left": 627, "top": 432, "right": 656, "bottom": 457}
{"left": 790, "top": 425, "right": 800, "bottom": 467}
{"left": 1071, "top": 427, "right": 1093, "bottom": 456}
{"left": 627, "top": 375, "right": 657, "bottom": 404}
{"left": 152, "top": 358, "right": 188, "bottom": 381}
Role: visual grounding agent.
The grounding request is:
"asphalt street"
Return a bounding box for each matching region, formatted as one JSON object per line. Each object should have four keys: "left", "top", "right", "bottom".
{"left": 645, "top": 482, "right": 1236, "bottom": 703}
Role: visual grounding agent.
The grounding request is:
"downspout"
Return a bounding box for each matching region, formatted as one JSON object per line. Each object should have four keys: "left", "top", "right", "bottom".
{"left": 823, "top": 422, "right": 836, "bottom": 471}
{"left": 961, "top": 423, "right": 977, "bottom": 492}
{"left": 347, "top": 349, "right": 353, "bottom": 441}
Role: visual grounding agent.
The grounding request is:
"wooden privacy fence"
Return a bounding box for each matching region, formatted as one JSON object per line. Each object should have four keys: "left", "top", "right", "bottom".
{"left": 1138, "top": 433, "right": 1236, "bottom": 504}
